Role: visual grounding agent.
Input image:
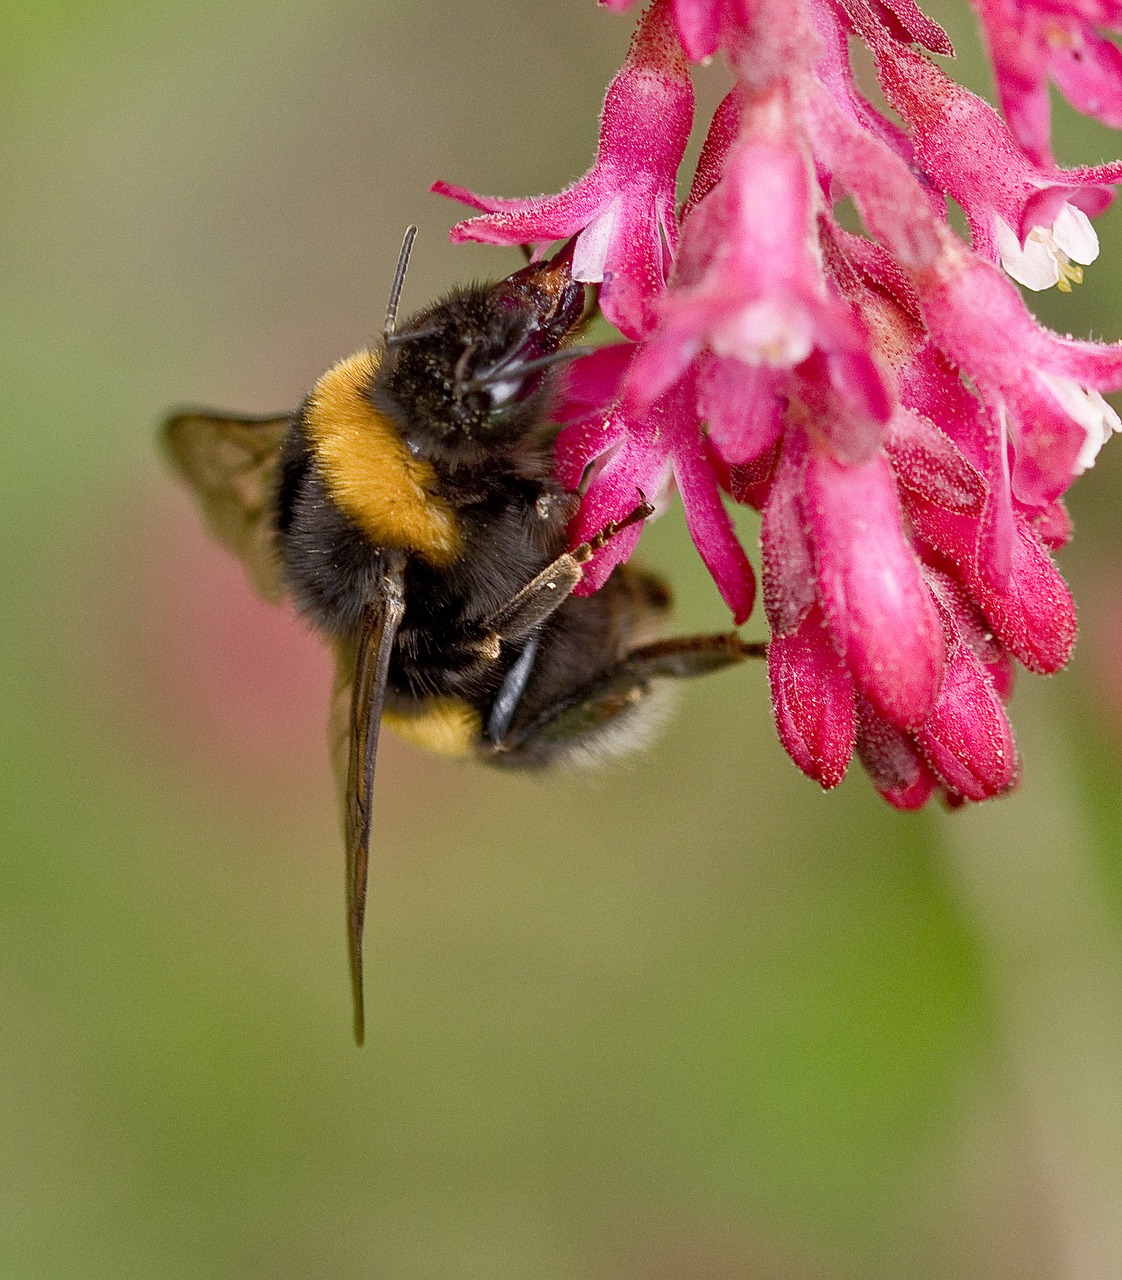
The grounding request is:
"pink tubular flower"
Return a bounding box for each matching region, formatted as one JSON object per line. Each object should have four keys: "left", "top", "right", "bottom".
{"left": 554, "top": 358, "right": 757, "bottom": 622}
{"left": 432, "top": 0, "right": 693, "bottom": 338}
{"left": 915, "top": 242, "right": 1122, "bottom": 508}
{"left": 867, "top": 31, "right": 1121, "bottom": 292}
{"left": 971, "top": 0, "right": 1122, "bottom": 166}
{"left": 627, "top": 90, "right": 893, "bottom": 448}
{"left": 436, "top": 0, "right": 1122, "bottom": 809}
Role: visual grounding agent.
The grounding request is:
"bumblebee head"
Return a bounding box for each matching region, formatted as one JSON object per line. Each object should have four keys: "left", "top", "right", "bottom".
{"left": 373, "top": 248, "right": 587, "bottom": 467}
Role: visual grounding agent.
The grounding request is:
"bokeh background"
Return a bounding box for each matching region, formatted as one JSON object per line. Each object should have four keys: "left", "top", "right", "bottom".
{"left": 6, "top": 1, "right": 1122, "bottom": 1276}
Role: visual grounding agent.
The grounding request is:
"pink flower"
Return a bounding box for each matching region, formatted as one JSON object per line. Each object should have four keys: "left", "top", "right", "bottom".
{"left": 868, "top": 33, "right": 1121, "bottom": 292}
{"left": 433, "top": 0, "right": 693, "bottom": 338}
{"left": 553, "top": 359, "right": 757, "bottom": 622}
{"left": 761, "top": 429, "right": 943, "bottom": 747}
{"left": 768, "top": 606, "right": 856, "bottom": 790}
{"left": 755, "top": 400, "right": 1042, "bottom": 801}
{"left": 915, "top": 242, "right": 1122, "bottom": 508}
{"left": 914, "top": 576, "right": 1019, "bottom": 802}
{"left": 972, "top": 0, "right": 1122, "bottom": 166}
{"left": 627, "top": 90, "right": 893, "bottom": 457}
{"left": 434, "top": 0, "right": 1122, "bottom": 809}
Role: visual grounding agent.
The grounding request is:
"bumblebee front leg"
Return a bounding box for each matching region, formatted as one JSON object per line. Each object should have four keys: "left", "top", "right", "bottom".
{"left": 480, "top": 496, "right": 655, "bottom": 644}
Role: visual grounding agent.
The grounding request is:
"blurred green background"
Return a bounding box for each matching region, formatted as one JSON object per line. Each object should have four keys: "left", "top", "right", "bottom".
{"left": 6, "top": 1, "right": 1122, "bottom": 1276}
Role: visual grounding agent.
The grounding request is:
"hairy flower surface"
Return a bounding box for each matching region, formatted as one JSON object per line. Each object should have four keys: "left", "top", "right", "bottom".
{"left": 433, "top": 0, "right": 692, "bottom": 338}
{"left": 438, "top": 0, "right": 1122, "bottom": 808}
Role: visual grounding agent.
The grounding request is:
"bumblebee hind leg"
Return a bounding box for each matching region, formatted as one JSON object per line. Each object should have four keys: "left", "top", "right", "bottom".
{"left": 490, "top": 633, "right": 765, "bottom": 769}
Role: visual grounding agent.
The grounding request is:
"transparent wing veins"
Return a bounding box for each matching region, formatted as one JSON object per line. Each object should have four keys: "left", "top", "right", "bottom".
{"left": 162, "top": 410, "right": 292, "bottom": 603}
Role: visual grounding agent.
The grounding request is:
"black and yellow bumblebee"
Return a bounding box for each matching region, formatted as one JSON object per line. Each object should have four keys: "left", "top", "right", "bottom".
{"left": 164, "top": 229, "right": 761, "bottom": 1042}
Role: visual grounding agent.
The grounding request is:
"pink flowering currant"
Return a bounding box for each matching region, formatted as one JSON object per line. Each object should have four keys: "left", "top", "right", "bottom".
{"left": 434, "top": 0, "right": 1122, "bottom": 808}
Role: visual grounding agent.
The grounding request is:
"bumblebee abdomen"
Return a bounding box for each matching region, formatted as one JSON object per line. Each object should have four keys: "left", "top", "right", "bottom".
{"left": 381, "top": 696, "right": 481, "bottom": 759}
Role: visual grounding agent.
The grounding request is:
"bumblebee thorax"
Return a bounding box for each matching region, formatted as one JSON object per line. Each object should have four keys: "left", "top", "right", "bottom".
{"left": 302, "top": 348, "right": 462, "bottom": 565}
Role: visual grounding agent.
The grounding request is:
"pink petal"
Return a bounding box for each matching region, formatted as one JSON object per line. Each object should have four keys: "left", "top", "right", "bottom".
{"left": 804, "top": 80, "right": 945, "bottom": 273}
{"left": 681, "top": 89, "right": 742, "bottom": 220}
{"left": 573, "top": 197, "right": 623, "bottom": 283}
{"left": 794, "top": 346, "right": 893, "bottom": 467}
{"left": 671, "top": 0, "right": 727, "bottom": 61}
{"left": 697, "top": 355, "right": 785, "bottom": 465}
{"left": 599, "top": 193, "right": 677, "bottom": 338}
{"left": 673, "top": 436, "right": 756, "bottom": 622}
{"left": 973, "top": 0, "right": 1054, "bottom": 165}
{"left": 871, "top": 0, "right": 954, "bottom": 55}
{"left": 923, "top": 566, "right": 1003, "bottom": 666}
{"left": 885, "top": 409, "right": 986, "bottom": 514}
{"left": 552, "top": 343, "right": 636, "bottom": 424}
{"left": 768, "top": 606, "right": 856, "bottom": 788}
{"left": 916, "top": 638, "right": 1020, "bottom": 801}
{"left": 1033, "top": 499, "right": 1072, "bottom": 549}
{"left": 987, "top": 648, "right": 1016, "bottom": 701}
{"left": 856, "top": 699, "right": 939, "bottom": 809}
{"left": 896, "top": 342, "right": 990, "bottom": 474}
{"left": 824, "top": 344, "right": 896, "bottom": 439}
{"left": 1005, "top": 376, "right": 1101, "bottom": 504}
{"left": 909, "top": 498, "right": 1077, "bottom": 674}
{"left": 760, "top": 431, "right": 816, "bottom": 636}
{"left": 1049, "top": 18, "right": 1122, "bottom": 130}
{"left": 435, "top": 172, "right": 612, "bottom": 248}
{"left": 805, "top": 448, "right": 944, "bottom": 729}
{"left": 429, "top": 179, "right": 554, "bottom": 220}
{"left": 554, "top": 413, "right": 628, "bottom": 494}
{"left": 568, "top": 432, "right": 670, "bottom": 594}
{"left": 810, "top": 0, "right": 919, "bottom": 166}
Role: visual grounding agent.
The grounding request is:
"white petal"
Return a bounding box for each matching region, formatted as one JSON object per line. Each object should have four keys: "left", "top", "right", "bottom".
{"left": 1075, "top": 389, "right": 1120, "bottom": 471}
{"left": 572, "top": 198, "right": 620, "bottom": 283}
{"left": 1051, "top": 202, "right": 1099, "bottom": 266}
{"left": 1037, "top": 371, "right": 1121, "bottom": 473}
{"left": 995, "top": 215, "right": 1059, "bottom": 290}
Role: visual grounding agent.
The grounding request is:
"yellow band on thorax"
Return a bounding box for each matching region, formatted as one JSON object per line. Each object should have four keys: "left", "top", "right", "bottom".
{"left": 305, "top": 349, "right": 461, "bottom": 565}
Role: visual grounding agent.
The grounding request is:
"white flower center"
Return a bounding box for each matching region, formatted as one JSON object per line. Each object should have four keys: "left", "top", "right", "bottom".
{"left": 995, "top": 203, "right": 1099, "bottom": 292}
{"left": 709, "top": 298, "right": 815, "bottom": 367}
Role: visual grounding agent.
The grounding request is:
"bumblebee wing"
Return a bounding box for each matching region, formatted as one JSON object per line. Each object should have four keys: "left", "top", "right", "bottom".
{"left": 330, "top": 561, "right": 406, "bottom": 1046}
{"left": 162, "top": 410, "right": 292, "bottom": 604}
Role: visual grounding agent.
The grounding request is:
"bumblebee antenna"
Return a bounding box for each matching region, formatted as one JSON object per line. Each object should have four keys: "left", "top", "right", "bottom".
{"left": 383, "top": 225, "right": 418, "bottom": 344}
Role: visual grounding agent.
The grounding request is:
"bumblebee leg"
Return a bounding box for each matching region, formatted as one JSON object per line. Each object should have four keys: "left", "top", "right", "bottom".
{"left": 485, "top": 634, "right": 540, "bottom": 745}
{"left": 492, "top": 632, "right": 765, "bottom": 761}
{"left": 619, "top": 632, "right": 767, "bottom": 677}
{"left": 479, "top": 496, "right": 656, "bottom": 644}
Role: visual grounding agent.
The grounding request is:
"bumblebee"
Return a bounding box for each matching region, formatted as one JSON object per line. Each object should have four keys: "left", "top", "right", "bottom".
{"left": 164, "top": 229, "right": 760, "bottom": 1042}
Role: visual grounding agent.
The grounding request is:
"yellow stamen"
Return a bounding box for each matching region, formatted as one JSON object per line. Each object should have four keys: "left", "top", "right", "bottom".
{"left": 1057, "top": 258, "right": 1084, "bottom": 291}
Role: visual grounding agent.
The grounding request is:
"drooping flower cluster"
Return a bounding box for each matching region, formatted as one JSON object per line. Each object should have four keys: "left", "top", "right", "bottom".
{"left": 434, "top": 0, "right": 1122, "bottom": 807}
